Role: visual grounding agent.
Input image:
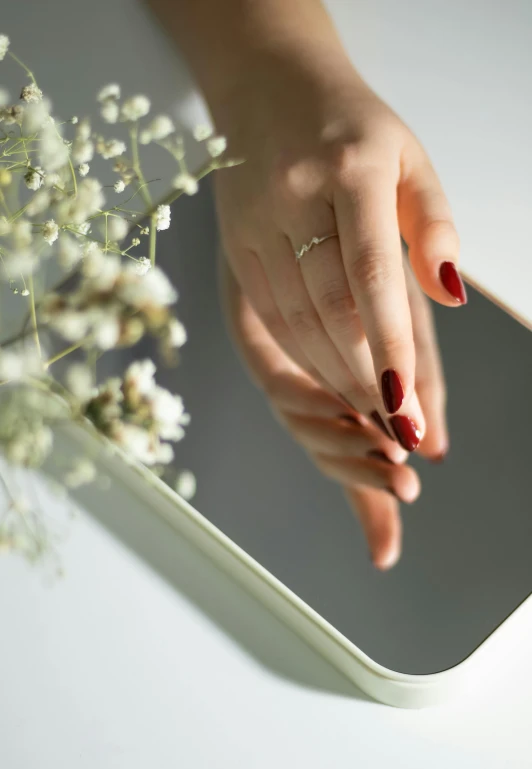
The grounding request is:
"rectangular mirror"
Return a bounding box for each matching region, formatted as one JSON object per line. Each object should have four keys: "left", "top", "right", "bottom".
{"left": 106, "top": 185, "right": 532, "bottom": 676}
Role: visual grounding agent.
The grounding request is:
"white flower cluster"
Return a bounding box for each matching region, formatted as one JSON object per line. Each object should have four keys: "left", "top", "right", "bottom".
{"left": 40, "top": 248, "right": 183, "bottom": 355}
{"left": 81, "top": 359, "right": 189, "bottom": 466}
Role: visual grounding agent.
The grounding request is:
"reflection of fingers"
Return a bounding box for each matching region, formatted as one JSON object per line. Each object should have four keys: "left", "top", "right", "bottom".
{"left": 345, "top": 486, "right": 402, "bottom": 571}
{"left": 314, "top": 453, "right": 421, "bottom": 503}
{"left": 404, "top": 261, "right": 449, "bottom": 459}
{"left": 282, "top": 414, "right": 408, "bottom": 464}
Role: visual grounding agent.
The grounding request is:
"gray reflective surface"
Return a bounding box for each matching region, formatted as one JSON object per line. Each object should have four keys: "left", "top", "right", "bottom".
{"left": 109, "top": 182, "right": 532, "bottom": 676}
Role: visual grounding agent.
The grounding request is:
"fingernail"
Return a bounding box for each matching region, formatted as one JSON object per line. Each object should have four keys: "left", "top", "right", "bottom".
{"left": 367, "top": 449, "right": 395, "bottom": 465}
{"left": 440, "top": 261, "right": 467, "bottom": 305}
{"left": 390, "top": 415, "right": 421, "bottom": 452}
{"left": 370, "top": 411, "right": 395, "bottom": 441}
{"left": 381, "top": 369, "right": 404, "bottom": 414}
{"left": 340, "top": 413, "right": 364, "bottom": 427}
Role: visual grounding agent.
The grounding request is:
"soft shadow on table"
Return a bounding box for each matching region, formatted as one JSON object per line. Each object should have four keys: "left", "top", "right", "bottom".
{"left": 73, "top": 479, "right": 370, "bottom": 703}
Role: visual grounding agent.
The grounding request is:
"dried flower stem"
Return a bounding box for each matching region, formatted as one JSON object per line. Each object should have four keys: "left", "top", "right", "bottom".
{"left": 130, "top": 124, "right": 152, "bottom": 211}
{"left": 149, "top": 212, "right": 157, "bottom": 266}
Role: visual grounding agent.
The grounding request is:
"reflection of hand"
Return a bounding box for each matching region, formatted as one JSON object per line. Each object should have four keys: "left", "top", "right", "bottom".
{"left": 212, "top": 45, "right": 465, "bottom": 452}
{"left": 220, "top": 254, "right": 447, "bottom": 570}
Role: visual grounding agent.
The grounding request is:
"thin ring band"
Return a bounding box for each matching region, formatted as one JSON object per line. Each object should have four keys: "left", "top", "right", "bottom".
{"left": 295, "top": 233, "right": 339, "bottom": 261}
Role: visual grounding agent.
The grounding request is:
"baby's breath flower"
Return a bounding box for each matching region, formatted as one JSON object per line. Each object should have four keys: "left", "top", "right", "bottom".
{"left": 175, "top": 470, "right": 196, "bottom": 501}
{"left": 173, "top": 172, "right": 199, "bottom": 196}
{"left": 155, "top": 204, "right": 171, "bottom": 231}
{"left": 114, "top": 179, "right": 125, "bottom": 193}
{"left": 21, "top": 288, "right": 30, "bottom": 297}
{"left": 106, "top": 215, "right": 128, "bottom": 242}
{"left": 139, "top": 114, "right": 175, "bottom": 144}
{"left": 24, "top": 166, "right": 44, "bottom": 191}
{"left": 135, "top": 257, "right": 151, "bottom": 276}
{"left": 71, "top": 115, "right": 78, "bottom": 124}
{"left": 71, "top": 135, "right": 94, "bottom": 166}
{"left": 39, "top": 121, "right": 69, "bottom": 172}
{"left": 77, "top": 118, "right": 91, "bottom": 141}
{"left": 26, "top": 188, "right": 51, "bottom": 217}
{"left": 131, "top": 237, "right": 140, "bottom": 247}
{"left": 97, "top": 83, "right": 121, "bottom": 102}
{"left": 44, "top": 172, "right": 62, "bottom": 189}
{"left": 42, "top": 219, "right": 59, "bottom": 245}
{"left": 57, "top": 234, "right": 81, "bottom": 269}
{"left": 120, "top": 94, "right": 150, "bottom": 122}
{"left": 1, "top": 104, "right": 23, "bottom": 125}
{"left": 78, "top": 163, "right": 90, "bottom": 177}
{"left": 96, "top": 137, "right": 126, "bottom": 159}
{"left": 0, "top": 34, "right": 10, "bottom": 61}
{"left": 125, "top": 359, "right": 156, "bottom": 395}
{"left": 167, "top": 318, "right": 187, "bottom": 348}
{"left": 56, "top": 178, "right": 105, "bottom": 225}
{"left": 64, "top": 458, "right": 96, "bottom": 489}
{"left": 20, "top": 83, "right": 43, "bottom": 103}
{"left": 65, "top": 362, "right": 94, "bottom": 401}
{"left": 140, "top": 227, "right": 149, "bottom": 235}
{"left": 0, "top": 88, "right": 10, "bottom": 107}
{"left": 12, "top": 219, "right": 33, "bottom": 248}
{"left": 206, "top": 135, "right": 227, "bottom": 158}
{"left": 101, "top": 100, "right": 119, "bottom": 124}
{"left": 0, "top": 348, "right": 41, "bottom": 381}
{"left": 193, "top": 124, "right": 213, "bottom": 141}
{"left": 23, "top": 98, "right": 51, "bottom": 133}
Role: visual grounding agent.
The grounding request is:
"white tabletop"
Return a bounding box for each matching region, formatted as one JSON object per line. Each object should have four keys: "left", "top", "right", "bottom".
{"left": 2, "top": 1, "right": 532, "bottom": 766}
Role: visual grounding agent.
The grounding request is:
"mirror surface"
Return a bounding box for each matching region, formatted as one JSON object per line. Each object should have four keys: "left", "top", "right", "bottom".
{"left": 103, "top": 184, "right": 532, "bottom": 675}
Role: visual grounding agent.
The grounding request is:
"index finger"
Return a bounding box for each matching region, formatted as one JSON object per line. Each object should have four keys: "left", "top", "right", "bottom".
{"left": 335, "top": 173, "right": 423, "bottom": 444}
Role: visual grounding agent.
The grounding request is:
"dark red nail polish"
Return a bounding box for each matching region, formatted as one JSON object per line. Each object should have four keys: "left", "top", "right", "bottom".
{"left": 381, "top": 369, "right": 404, "bottom": 414}
{"left": 367, "top": 449, "right": 395, "bottom": 465}
{"left": 370, "top": 411, "right": 394, "bottom": 441}
{"left": 440, "top": 262, "right": 467, "bottom": 305}
{"left": 340, "top": 413, "right": 364, "bottom": 427}
{"left": 390, "top": 415, "right": 421, "bottom": 452}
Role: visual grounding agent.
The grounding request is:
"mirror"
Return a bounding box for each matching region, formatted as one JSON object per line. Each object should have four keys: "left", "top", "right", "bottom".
{"left": 101, "top": 183, "right": 532, "bottom": 676}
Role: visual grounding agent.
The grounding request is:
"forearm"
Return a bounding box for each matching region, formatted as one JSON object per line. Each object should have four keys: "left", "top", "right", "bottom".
{"left": 148, "top": 0, "right": 350, "bottom": 116}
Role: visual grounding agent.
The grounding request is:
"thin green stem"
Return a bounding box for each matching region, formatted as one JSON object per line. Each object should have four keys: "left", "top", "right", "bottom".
{"left": 149, "top": 213, "right": 156, "bottom": 267}
{"left": 44, "top": 340, "right": 85, "bottom": 369}
{"left": 129, "top": 124, "right": 152, "bottom": 211}
{"left": 8, "top": 52, "right": 38, "bottom": 86}
{"left": 27, "top": 273, "right": 41, "bottom": 359}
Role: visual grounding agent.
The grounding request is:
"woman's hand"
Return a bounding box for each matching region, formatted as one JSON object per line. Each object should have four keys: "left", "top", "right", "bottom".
{"left": 220, "top": 250, "right": 448, "bottom": 570}
{"left": 212, "top": 45, "right": 464, "bottom": 454}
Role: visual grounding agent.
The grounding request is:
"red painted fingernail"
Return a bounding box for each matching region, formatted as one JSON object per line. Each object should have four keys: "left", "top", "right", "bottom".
{"left": 381, "top": 369, "right": 404, "bottom": 414}
{"left": 390, "top": 415, "right": 421, "bottom": 452}
{"left": 367, "top": 450, "right": 395, "bottom": 465}
{"left": 370, "top": 411, "right": 395, "bottom": 441}
{"left": 440, "top": 262, "right": 467, "bottom": 305}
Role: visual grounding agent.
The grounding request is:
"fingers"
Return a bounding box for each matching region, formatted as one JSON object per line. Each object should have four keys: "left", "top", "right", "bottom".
{"left": 404, "top": 260, "right": 449, "bottom": 460}
{"left": 252, "top": 231, "right": 377, "bottom": 415}
{"left": 315, "top": 453, "right": 421, "bottom": 504}
{"left": 335, "top": 172, "right": 424, "bottom": 447}
{"left": 282, "top": 413, "right": 408, "bottom": 465}
{"left": 345, "top": 486, "right": 402, "bottom": 571}
{"left": 398, "top": 145, "right": 467, "bottom": 307}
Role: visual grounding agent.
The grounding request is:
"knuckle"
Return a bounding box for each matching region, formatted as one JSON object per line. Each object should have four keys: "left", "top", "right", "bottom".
{"left": 318, "top": 282, "right": 357, "bottom": 331}
{"left": 349, "top": 247, "right": 393, "bottom": 293}
{"left": 285, "top": 305, "right": 319, "bottom": 339}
